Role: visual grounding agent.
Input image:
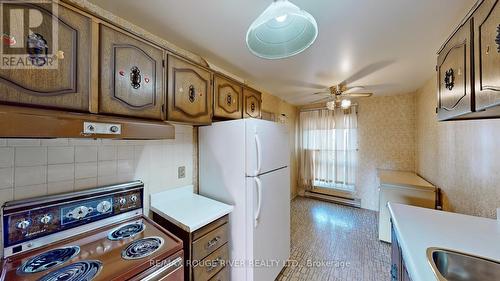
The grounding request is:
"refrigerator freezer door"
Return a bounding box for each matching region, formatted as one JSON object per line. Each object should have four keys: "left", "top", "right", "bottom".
{"left": 246, "top": 167, "right": 290, "bottom": 281}
{"left": 246, "top": 119, "right": 289, "bottom": 176}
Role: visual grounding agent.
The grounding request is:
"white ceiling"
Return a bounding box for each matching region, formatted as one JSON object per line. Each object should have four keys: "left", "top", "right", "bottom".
{"left": 89, "top": 0, "right": 476, "bottom": 105}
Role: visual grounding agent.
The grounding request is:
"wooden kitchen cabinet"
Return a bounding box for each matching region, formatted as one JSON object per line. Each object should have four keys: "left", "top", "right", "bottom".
{"left": 243, "top": 87, "right": 262, "bottom": 119}
{"left": 436, "top": 19, "right": 473, "bottom": 121}
{"left": 473, "top": 0, "right": 500, "bottom": 111}
{"left": 213, "top": 74, "right": 242, "bottom": 119}
{"left": 167, "top": 55, "right": 213, "bottom": 124}
{"left": 0, "top": 2, "right": 92, "bottom": 112}
{"left": 391, "top": 224, "right": 413, "bottom": 281}
{"left": 99, "top": 24, "right": 165, "bottom": 120}
{"left": 152, "top": 214, "right": 230, "bottom": 281}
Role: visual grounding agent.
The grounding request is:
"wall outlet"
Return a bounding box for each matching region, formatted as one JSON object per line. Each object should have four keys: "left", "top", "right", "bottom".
{"left": 178, "top": 166, "right": 185, "bottom": 179}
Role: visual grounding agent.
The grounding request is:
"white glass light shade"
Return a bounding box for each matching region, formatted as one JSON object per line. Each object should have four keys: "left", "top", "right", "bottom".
{"left": 341, "top": 99, "right": 352, "bottom": 109}
{"left": 246, "top": 0, "right": 318, "bottom": 59}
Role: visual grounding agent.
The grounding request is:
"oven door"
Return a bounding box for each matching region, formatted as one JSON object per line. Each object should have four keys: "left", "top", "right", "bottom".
{"left": 135, "top": 251, "right": 184, "bottom": 281}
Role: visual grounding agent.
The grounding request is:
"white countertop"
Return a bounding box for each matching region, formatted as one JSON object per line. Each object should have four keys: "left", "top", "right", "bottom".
{"left": 389, "top": 203, "right": 500, "bottom": 281}
{"left": 378, "top": 169, "right": 435, "bottom": 191}
{"left": 150, "top": 186, "right": 233, "bottom": 233}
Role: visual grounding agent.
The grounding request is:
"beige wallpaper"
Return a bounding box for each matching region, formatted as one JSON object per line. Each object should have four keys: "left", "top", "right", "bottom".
{"left": 416, "top": 75, "right": 500, "bottom": 218}
{"left": 355, "top": 95, "right": 416, "bottom": 210}
{"left": 261, "top": 92, "right": 300, "bottom": 199}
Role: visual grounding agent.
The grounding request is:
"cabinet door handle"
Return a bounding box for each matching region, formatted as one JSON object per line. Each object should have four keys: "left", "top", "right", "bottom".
{"left": 494, "top": 24, "right": 500, "bottom": 53}
{"left": 206, "top": 256, "right": 223, "bottom": 273}
{"left": 188, "top": 85, "right": 196, "bottom": 103}
{"left": 206, "top": 236, "right": 221, "bottom": 249}
{"left": 130, "top": 66, "right": 141, "bottom": 89}
{"left": 444, "top": 68, "right": 454, "bottom": 91}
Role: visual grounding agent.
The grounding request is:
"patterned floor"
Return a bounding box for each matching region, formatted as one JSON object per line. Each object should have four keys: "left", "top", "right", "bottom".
{"left": 276, "top": 197, "right": 391, "bottom": 281}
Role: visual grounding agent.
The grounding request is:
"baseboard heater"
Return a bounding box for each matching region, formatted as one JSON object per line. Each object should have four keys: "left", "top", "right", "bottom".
{"left": 304, "top": 191, "right": 361, "bottom": 208}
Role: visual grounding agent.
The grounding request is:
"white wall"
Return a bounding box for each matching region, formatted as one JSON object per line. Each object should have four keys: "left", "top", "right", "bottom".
{"left": 0, "top": 124, "right": 194, "bottom": 216}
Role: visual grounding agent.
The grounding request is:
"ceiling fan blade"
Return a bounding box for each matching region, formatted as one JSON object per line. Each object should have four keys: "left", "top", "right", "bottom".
{"left": 342, "top": 92, "right": 373, "bottom": 97}
{"left": 312, "top": 91, "right": 331, "bottom": 95}
{"left": 340, "top": 60, "right": 395, "bottom": 85}
{"left": 344, "top": 86, "right": 366, "bottom": 94}
{"left": 311, "top": 96, "right": 333, "bottom": 103}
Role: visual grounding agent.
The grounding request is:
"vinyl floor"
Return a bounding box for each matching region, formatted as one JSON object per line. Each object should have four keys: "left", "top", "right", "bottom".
{"left": 276, "top": 197, "right": 391, "bottom": 281}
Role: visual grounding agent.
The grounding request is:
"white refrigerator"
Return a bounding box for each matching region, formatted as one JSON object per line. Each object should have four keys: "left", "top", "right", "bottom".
{"left": 199, "top": 118, "right": 290, "bottom": 281}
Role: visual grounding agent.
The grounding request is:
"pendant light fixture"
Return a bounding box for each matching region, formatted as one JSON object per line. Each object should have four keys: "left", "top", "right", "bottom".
{"left": 246, "top": 0, "right": 318, "bottom": 59}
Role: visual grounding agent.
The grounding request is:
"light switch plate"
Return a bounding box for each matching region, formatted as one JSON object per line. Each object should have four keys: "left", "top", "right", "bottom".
{"left": 178, "top": 166, "right": 185, "bottom": 179}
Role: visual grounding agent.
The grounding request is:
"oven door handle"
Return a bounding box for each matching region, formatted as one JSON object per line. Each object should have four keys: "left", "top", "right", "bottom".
{"left": 142, "top": 257, "right": 183, "bottom": 281}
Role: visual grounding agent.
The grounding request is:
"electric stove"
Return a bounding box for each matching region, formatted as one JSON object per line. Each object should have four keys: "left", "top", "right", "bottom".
{"left": 0, "top": 181, "right": 184, "bottom": 281}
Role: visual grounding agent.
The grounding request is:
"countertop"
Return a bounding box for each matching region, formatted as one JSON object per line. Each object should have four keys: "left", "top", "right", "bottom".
{"left": 150, "top": 186, "right": 233, "bottom": 232}
{"left": 389, "top": 203, "right": 500, "bottom": 281}
{"left": 378, "top": 170, "right": 435, "bottom": 191}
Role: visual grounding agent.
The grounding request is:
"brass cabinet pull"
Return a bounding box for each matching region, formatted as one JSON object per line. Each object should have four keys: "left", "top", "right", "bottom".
{"left": 226, "top": 94, "right": 232, "bottom": 105}
{"left": 188, "top": 85, "right": 196, "bottom": 103}
{"left": 495, "top": 24, "right": 500, "bottom": 53}
{"left": 130, "top": 66, "right": 141, "bottom": 89}
{"left": 444, "top": 68, "right": 454, "bottom": 91}
{"left": 250, "top": 102, "right": 256, "bottom": 112}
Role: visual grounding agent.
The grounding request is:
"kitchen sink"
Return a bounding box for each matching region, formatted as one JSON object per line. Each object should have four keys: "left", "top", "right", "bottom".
{"left": 427, "top": 247, "right": 500, "bottom": 281}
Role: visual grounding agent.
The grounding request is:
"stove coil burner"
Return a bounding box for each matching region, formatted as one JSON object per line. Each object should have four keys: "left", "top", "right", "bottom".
{"left": 17, "top": 246, "right": 80, "bottom": 274}
{"left": 108, "top": 222, "right": 145, "bottom": 241}
{"left": 122, "top": 236, "right": 164, "bottom": 260}
{"left": 37, "top": 260, "right": 102, "bottom": 281}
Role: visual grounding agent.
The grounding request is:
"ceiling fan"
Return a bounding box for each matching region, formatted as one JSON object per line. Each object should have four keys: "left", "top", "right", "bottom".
{"left": 311, "top": 82, "right": 373, "bottom": 110}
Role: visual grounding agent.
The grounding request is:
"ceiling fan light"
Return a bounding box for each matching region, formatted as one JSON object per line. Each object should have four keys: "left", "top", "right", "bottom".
{"left": 341, "top": 99, "right": 352, "bottom": 109}
{"left": 246, "top": 0, "right": 318, "bottom": 59}
{"left": 326, "top": 100, "right": 336, "bottom": 110}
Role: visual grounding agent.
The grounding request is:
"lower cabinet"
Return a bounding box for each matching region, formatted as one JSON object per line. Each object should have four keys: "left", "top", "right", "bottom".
{"left": 152, "top": 213, "right": 230, "bottom": 281}
{"left": 391, "top": 224, "right": 413, "bottom": 281}
{"left": 243, "top": 87, "right": 262, "bottom": 119}
{"left": 167, "top": 55, "right": 213, "bottom": 124}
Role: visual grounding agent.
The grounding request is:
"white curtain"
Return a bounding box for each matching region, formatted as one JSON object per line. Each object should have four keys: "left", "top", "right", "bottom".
{"left": 299, "top": 107, "right": 358, "bottom": 192}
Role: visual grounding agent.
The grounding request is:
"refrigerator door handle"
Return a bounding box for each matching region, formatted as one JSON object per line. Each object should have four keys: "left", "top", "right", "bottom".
{"left": 254, "top": 176, "right": 262, "bottom": 228}
{"left": 254, "top": 134, "right": 262, "bottom": 176}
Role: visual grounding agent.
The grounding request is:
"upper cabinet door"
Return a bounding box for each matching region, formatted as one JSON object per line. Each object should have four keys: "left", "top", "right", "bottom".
{"left": 436, "top": 20, "right": 473, "bottom": 121}
{"left": 99, "top": 24, "right": 165, "bottom": 120}
{"left": 474, "top": 0, "right": 500, "bottom": 111}
{"left": 243, "top": 87, "right": 262, "bottom": 119}
{"left": 0, "top": 2, "right": 91, "bottom": 111}
{"left": 213, "top": 74, "right": 242, "bottom": 119}
{"left": 167, "top": 55, "right": 212, "bottom": 124}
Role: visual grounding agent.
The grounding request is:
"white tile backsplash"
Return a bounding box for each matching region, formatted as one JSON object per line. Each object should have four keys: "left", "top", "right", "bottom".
{"left": 75, "top": 146, "right": 98, "bottom": 163}
{"left": 0, "top": 125, "right": 194, "bottom": 213}
{"left": 48, "top": 164, "right": 75, "bottom": 183}
{"left": 15, "top": 166, "right": 47, "bottom": 187}
{"left": 0, "top": 147, "right": 14, "bottom": 168}
{"left": 0, "top": 167, "right": 14, "bottom": 189}
{"left": 48, "top": 147, "right": 75, "bottom": 164}
{"left": 15, "top": 147, "right": 47, "bottom": 166}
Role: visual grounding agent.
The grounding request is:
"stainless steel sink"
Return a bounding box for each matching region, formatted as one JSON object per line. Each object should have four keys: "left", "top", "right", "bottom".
{"left": 427, "top": 247, "right": 500, "bottom": 281}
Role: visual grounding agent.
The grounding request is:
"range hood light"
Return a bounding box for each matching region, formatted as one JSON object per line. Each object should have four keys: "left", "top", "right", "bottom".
{"left": 246, "top": 0, "right": 318, "bottom": 59}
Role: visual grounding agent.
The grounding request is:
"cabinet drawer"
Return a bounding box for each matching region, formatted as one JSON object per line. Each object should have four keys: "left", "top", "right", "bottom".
{"left": 193, "top": 223, "right": 228, "bottom": 262}
{"left": 193, "top": 244, "right": 229, "bottom": 281}
{"left": 437, "top": 20, "right": 473, "bottom": 121}
{"left": 167, "top": 55, "right": 212, "bottom": 124}
{"left": 99, "top": 24, "right": 165, "bottom": 120}
{"left": 214, "top": 74, "right": 242, "bottom": 119}
{"left": 474, "top": 0, "right": 500, "bottom": 111}
{"left": 243, "top": 87, "right": 262, "bottom": 119}
{"left": 0, "top": 2, "right": 91, "bottom": 112}
{"left": 208, "top": 266, "right": 229, "bottom": 281}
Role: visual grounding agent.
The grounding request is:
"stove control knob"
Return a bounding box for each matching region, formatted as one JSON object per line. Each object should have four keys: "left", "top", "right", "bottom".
{"left": 16, "top": 219, "right": 30, "bottom": 230}
{"left": 97, "top": 201, "right": 112, "bottom": 213}
{"left": 40, "top": 214, "right": 52, "bottom": 225}
{"left": 119, "top": 197, "right": 127, "bottom": 206}
{"left": 130, "top": 195, "right": 138, "bottom": 203}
